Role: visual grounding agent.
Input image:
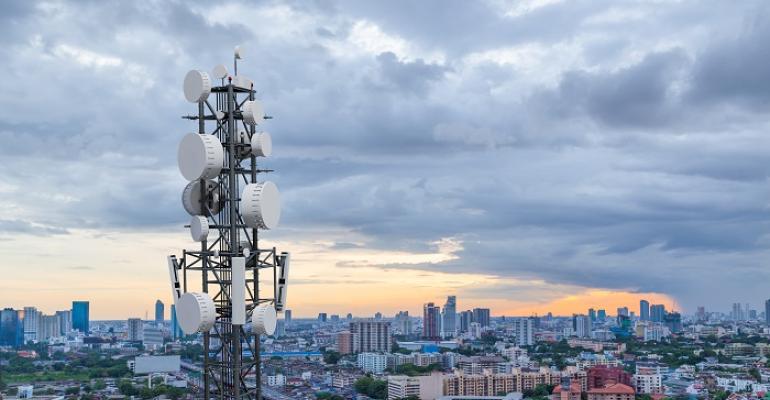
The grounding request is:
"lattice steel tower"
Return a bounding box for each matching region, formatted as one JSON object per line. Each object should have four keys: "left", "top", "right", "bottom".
{"left": 167, "top": 47, "right": 290, "bottom": 400}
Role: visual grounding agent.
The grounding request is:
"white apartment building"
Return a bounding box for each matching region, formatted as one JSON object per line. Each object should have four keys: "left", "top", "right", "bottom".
{"left": 387, "top": 374, "right": 443, "bottom": 400}
{"left": 358, "top": 352, "right": 388, "bottom": 374}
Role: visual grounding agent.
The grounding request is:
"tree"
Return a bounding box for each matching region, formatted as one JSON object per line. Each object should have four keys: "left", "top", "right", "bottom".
{"left": 65, "top": 387, "right": 81, "bottom": 395}
{"left": 354, "top": 376, "right": 388, "bottom": 399}
{"left": 93, "top": 379, "right": 107, "bottom": 390}
{"left": 323, "top": 350, "right": 341, "bottom": 365}
{"left": 118, "top": 380, "right": 138, "bottom": 396}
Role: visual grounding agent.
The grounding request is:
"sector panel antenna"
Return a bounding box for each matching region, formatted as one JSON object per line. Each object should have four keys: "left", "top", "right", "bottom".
{"left": 177, "top": 292, "right": 216, "bottom": 334}
{"left": 183, "top": 70, "right": 212, "bottom": 103}
{"left": 252, "top": 303, "right": 277, "bottom": 335}
{"left": 251, "top": 132, "right": 272, "bottom": 157}
{"left": 241, "top": 181, "right": 281, "bottom": 230}
{"left": 178, "top": 133, "right": 224, "bottom": 181}
{"left": 242, "top": 100, "right": 264, "bottom": 125}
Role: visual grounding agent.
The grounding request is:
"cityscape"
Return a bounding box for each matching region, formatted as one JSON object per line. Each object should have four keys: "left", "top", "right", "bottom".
{"left": 4, "top": 297, "right": 770, "bottom": 399}
{"left": 3, "top": 1, "right": 770, "bottom": 400}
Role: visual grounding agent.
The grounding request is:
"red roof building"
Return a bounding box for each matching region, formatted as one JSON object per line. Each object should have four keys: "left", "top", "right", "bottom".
{"left": 587, "top": 383, "right": 635, "bottom": 400}
{"left": 587, "top": 365, "right": 633, "bottom": 389}
{"left": 552, "top": 382, "right": 582, "bottom": 400}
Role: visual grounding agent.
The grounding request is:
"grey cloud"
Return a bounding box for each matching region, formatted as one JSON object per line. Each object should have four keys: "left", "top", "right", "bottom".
{"left": 2, "top": 0, "right": 770, "bottom": 313}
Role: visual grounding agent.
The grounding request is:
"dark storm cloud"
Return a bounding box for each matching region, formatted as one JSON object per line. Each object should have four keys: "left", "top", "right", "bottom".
{"left": 2, "top": 0, "right": 770, "bottom": 311}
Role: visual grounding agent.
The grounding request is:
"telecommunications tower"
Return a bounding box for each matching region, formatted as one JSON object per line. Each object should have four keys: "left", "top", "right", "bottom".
{"left": 167, "top": 46, "right": 290, "bottom": 400}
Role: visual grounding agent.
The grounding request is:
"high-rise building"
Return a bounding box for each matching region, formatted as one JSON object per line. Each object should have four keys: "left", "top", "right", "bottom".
{"left": 574, "top": 314, "right": 592, "bottom": 338}
{"left": 22, "top": 306, "right": 39, "bottom": 342}
{"left": 745, "top": 303, "right": 751, "bottom": 321}
{"left": 170, "top": 305, "right": 181, "bottom": 339}
{"left": 442, "top": 295, "right": 457, "bottom": 338}
{"left": 142, "top": 326, "right": 163, "bottom": 349}
{"left": 472, "top": 308, "right": 491, "bottom": 328}
{"left": 346, "top": 313, "right": 353, "bottom": 321}
{"left": 337, "top": 330, "right": 356, "bottom": 354}
{"left": 765, "top": 300, "right": 770, "bottom": 325}
{"left": 514, "top": 318, "right": 534, "bottom": 346}
{"left": 639, "top": 300, "right": 650, "bottom": 321}
{"left": 732, "top": 303, "right": 742, "bottom": 321}
{"left": 588, "top": 308, "right": 596, "bottom": 322}
{"left": 55, "top": 310, "right": 71, "bottom": 335}
{"left": 0, "top": 308, "right": 23, "bottom": 348}
{"left": 155, "top": 300, "right": 164, "bottom": 323}
{"left": 395, "top": 311, "right": 412, "bottom": 335}
{"left": 72, "top": 301, "right": 90, "bottom": 334}
{"left": 597, "top": 309, "right": 606, "bottom": 321}
{"left": 349, "top": 320, "right": 391, "bottom": 353}
{"left": 459, "top": 310, "right": 473, "bottom": 333}
{"left": 39, "top": 315, "right": 60, "bottom": 342}
{"left": 696, "top": 306, "right": 706, "bottom": 321}
{"left": 284, "top": 309, "right": 292, "bottom": 325}
{"left": 650, "top": 304, "right": 666, "bottom": 323}
{"left": 318, "top": 313, "right": 328, "bottom": 323}
{"left": 664, "top": 312, "right": 682, "bottom": 333}
{"left": 374, "top": 312, "right": 382, "bottom": 320}
{"left": 616, "top": 307, "right": 629, "bottom": 317}
{"left": 423, "top": 303, "right": 441, "bottom": 340}
{"left": 127, "top": 318, "right": 143, "bottom": 341}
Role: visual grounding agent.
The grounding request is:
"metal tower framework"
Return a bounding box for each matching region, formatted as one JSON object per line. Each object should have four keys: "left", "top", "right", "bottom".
{"left": 170, "top": 56, "right": 284, "bottom": 400}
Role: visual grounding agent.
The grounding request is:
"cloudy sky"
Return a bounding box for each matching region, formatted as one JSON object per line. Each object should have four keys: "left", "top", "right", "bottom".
{"left": 1, "top": 0, "right": 769, "bottom": 319}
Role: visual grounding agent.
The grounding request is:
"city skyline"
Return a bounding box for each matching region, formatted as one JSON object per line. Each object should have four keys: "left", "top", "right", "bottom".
{"left": 3, "top": 2, "right": 770, "bottom": 319}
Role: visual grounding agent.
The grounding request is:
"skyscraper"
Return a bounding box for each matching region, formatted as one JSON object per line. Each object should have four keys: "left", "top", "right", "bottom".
{"left": 588, "top": 308, "right": 596, "bottom": 322}
{"left": 732, "top": 303, "right": 742, "bottom": 321}
{"left": 349, "top": 320, "right": 391, "bottom": 353}
{"left": 127, "top": 318, "right": 143, "bottom": 341}
{"left": 22, "top": 306, "right": 39, "bottom": 342}
{"left": 616, "top": 307, "right": 629, "bottom": 317}
{"left": 597, "top": 309, "right": 606, "bottom": 320}
{"left": 395, "top": 311, "right": 412, "bottom": 335}
{"left": 423, "top": 302, "right": 441, "bottom": 340}
{"left": 55, "top": 310, "right": 72, "bottom": 335}
{"left": 574, "top": 314, "right": 592, "bottom": 338}
{"left": 650, "top": 304, "right": 666, "bottom": 323}
{"left": 318, "top": 313, "right": 328, "bottom": 322}
{"left": 765, "top": 300, "right": 770, "bottom": 325}
{"left": 640, "top": 300, "right": 650, "bottom": 321}
{"left": 170, "top": 304, "right": 182, "bottom": 340}
{"left": 472, "top": 308, "right": 491, "bottom": 328}
{"left": 459, "top": 310, "right": 473, "bottom": 333}
{"left": 441, "top": 295, "right": 457, "bottom": 338}
{"left": 284, "top": 309, "right": 292, "bottom": 325}
{"left": 72, "top": 301, "right": 90, "bottom": 334}
{"left": 513, "top": 318, "right": 533, "bottom": 346}
{"left": 155, "top": 300, "right": 165, "bottom": 323}
{"left": 0, "top": 308, "right": 23, "bottom": 348}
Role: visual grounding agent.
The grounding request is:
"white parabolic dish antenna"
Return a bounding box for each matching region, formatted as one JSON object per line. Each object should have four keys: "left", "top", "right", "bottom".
{"left": 252, "top": 303, "right": 277, "bottom": 335}
{"left": 241, "top": 181, "right": 281, "bottom": 230}
{"left": 182, "top": 179, "right": 221, "bottom": 215}
{"left": 183, "top": 70, "right": 212, "bottom": 103}
{"left": 242, "top": 100, "right": 264, "bottom": 125}
{"left": 178, "top": 133, "right": 224, "bottom": 181}
{"left": 190, "top": 216, "right": 209, "bottom": 242}
{"left": 251, "top": 132, "right": 272, "bottom": 157}
{"left": 177, "top": 292, "right": 216, "bottom": 334}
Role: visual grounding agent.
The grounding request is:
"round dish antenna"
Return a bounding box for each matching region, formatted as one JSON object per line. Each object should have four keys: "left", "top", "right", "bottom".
{"left": 178, "top": 133, "right": 224, "bottom": 181}
{"left": 183, "top": 70, "right": 212, "bottom": 103}
{"left": 251, "top": 132, "right": 272, "bottom": 157}
{"left": 241, "top": 181, "right": 281, "bottom": 230}
{"left": 252, "top": 303, "right": 277, "bottom": 335}
{"left": 182, "top": 179, "right": 222, "bottom": 216}
{"left": 242, "top": 100, "right": 264, "bottom": 125}
{"left": 190, "top": 216, "right": 210, "bottom": 242}
{"left": 177, "top": 292, "right": 216, "bottom": 334}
